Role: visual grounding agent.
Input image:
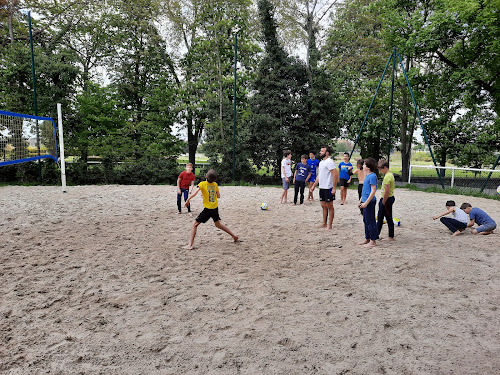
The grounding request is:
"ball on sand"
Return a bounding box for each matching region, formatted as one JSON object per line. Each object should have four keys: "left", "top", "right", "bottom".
{"left": 260, "top": 202, "right": 269, "bottom": 210}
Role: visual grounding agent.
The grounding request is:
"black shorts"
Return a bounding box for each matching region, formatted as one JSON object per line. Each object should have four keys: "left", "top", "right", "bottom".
{"left": 196, "top": 207, "right": 221, "bottom": 223}
{"left": 339, "top": 178, "right": 350, "bottom": 187}
{"left": 319, "top": 189, "right": 334, "bottom": 202}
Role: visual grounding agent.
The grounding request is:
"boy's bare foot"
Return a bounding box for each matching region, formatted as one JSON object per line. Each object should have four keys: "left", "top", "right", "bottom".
{"left": 177, "top": 212, "right": 182, "bottom": 214}
{"left": 318, "top": 223, "right": 327, "bottom": 228}
{"left": 478, "top": 230, "right": 494, "bottom": 235}
{"left": 363, "top": 242, "right": 376, "bottom": 248}
{"left": 325, "top": 225, "right": 332, "bottom": 230}
{"left": 381, "top": 237, "right": 395, "bottom": 241}
{"left": 233, "top": 236, "right": 240, "bottom": 242}
{"left": 452, "top": 231, "right": 463, "bottom": 236}
{"left": 183, "top": 244, "right": 194, "bottom": 250}
{"left": 357, "top": 240, "right": 370, "bottom": 245}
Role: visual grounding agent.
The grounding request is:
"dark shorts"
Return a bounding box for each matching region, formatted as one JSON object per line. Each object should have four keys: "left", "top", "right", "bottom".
{"left": 196, "top": 207, "right": 221, "bottom": 223}
{"left": 319, "top": 189, "right": 333, "bottom": 202}
{"left": 339, "top": 178, "right": 350, "bottom": 187}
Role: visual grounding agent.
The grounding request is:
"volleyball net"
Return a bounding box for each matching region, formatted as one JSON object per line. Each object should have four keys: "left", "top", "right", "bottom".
{"left": 0, "top": 109, "right": 58, "bottom": 166}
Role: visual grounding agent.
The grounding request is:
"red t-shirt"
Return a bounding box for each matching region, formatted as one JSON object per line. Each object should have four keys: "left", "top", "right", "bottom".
{"left": 178, "top": 171, "right": 196, "bottom": 189}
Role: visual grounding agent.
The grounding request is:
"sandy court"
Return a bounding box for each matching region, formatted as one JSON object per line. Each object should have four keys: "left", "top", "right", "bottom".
{"left": 1, "top": 184, "right": 499, "bottom": 374}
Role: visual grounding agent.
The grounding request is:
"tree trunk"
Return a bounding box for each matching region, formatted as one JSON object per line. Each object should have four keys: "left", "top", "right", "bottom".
{"left": 400, "top": 59, "right": 411, "bottom": 182}
{"left": 187, "top": 116, "right": 197, "bottom": 168}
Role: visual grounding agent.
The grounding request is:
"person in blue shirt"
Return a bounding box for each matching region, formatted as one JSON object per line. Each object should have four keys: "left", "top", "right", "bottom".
{"left": 460, "top": 203, "right": 497, "bottom": 235}
{"left": 338, "top": 152, "right": 353, "bottom": 205}
{"left": 307, "top": 151, "right": 320, "bottom": 201}
{"left": 357, "top": 157, "right": 378, "bottom": 248}
{"left": 293, "top": 154, "right": 311, "bottom": 205}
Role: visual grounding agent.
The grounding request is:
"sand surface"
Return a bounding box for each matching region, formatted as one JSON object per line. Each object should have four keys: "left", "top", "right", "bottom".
{"left": 1, "top": 185, "right": 499, "bottom": 374}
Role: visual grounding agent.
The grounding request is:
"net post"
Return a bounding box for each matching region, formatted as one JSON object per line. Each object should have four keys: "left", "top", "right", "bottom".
{"left": 57, "top": 103, "right": 67, "bottom": 193}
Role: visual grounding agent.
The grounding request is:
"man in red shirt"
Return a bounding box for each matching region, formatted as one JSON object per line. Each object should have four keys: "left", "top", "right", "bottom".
{"left": 177, "top": 163, "right": 196, "bottom": 213}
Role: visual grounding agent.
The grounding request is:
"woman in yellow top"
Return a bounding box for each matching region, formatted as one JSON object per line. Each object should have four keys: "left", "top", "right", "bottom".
{"left": 376, "top": 159, "right": 396, "bottom": 241}
{"left": 184, "top": 169, "right": 239, "bottom": 250}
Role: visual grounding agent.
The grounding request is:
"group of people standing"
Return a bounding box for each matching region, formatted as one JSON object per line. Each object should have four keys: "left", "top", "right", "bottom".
{"left": 176, "top": 145, "right": 495, "bottom": 250}
{"left": 280, "top": 146, "right": 396, "bottom": 248}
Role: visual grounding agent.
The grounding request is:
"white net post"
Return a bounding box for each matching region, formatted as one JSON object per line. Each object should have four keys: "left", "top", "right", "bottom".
{"left": 57, "top": 103, "right": 67, "bottom": 193}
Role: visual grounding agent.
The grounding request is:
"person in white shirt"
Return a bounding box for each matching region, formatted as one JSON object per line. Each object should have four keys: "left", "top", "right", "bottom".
{"left": 311, "top": 146, "right": 338, "bottom": 229}
{"left": 280, "top": 150, "right": 292, "bottom": 204}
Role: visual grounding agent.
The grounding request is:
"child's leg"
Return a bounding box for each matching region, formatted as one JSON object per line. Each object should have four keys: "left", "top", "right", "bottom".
{"left": 299, "top": 181, "right": 305, "bottom": 204}
{"left": 385, "top": 197, "right": 395, "bottom": 238}
{"left": 183, "top": 189, "right": 191, "bottom": 212}
{"left": 365, "top": 200, "right": 378, "bottom": 244}
{"left": 377, "top": 199, "right": 385, "bottom": 235}
{"left": 214, "top": 220, "right": 238, "bottom": 241}
{"left": 293, "top": 182, "right": 300, "bottom": 204}
{"left": 177, "top": 192, "right": 183, "bottom": 213}
{"left": 357, "top": 184, "right": 364, "bottom": 214}
{"left": 184, "top": 221, "right": 200, "bottom": 249}
{"left": 440, "top": 217, "right": 460, "bottom": 233}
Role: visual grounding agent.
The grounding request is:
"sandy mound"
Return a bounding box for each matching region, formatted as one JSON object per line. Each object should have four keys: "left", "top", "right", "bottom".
{"left": 1, "top": 185, "right": 499, "bottom": 374}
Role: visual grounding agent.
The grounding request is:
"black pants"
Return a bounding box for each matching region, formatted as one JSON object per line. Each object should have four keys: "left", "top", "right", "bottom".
{"left": 294, "top": 180, "right": 306, "bottom": 204}
{"left": 440, "top": 217, "right": 467, "bottom": 233}
{"left": 358, "top": 183, "right": 364, "bottom": 214}
{"left": 377, "top": 196, "right": 395, "bottom": 238}
{"left": 177, "top": 188, "right": 191, "bottom": 212}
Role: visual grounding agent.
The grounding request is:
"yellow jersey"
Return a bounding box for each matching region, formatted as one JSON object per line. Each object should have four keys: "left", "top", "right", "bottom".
{"left": 382, "top": 172, "right": 395, "bottom": 197}
{"left": 198, "top": 181, "right": 219, "bottom": 209}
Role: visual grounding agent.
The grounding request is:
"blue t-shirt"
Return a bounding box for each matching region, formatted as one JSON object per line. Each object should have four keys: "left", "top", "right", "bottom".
{"left": 338, "top": 161, "right": 353, "bottom": 180}
{"left": 361, "top": 172, "right": 377, "bottom": 202}
{"left": 295, "top": 162, "right": 311, "bottom": 181}
{"left": 470, "top": 207, "right": 496, "bottom": 226}
{"left": 307, "top": 158, "right": 320, "bottom": 177}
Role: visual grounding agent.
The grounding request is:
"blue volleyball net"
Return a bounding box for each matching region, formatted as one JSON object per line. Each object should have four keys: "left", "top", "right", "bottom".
{"left": 0, "top": 110, "right": 58, "bottom": 166}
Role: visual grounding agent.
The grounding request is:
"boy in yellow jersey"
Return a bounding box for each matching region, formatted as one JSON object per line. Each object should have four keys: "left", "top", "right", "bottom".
{"left": 376, "top": 159, "right": 396, "bottom": 241}
{"left": 183, "top": 169, "right": 239, "bottom": 250}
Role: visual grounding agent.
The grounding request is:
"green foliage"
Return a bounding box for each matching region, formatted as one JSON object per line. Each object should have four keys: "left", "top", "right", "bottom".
{"left": 413, "top": 151, "right": 432, "bottom": 162}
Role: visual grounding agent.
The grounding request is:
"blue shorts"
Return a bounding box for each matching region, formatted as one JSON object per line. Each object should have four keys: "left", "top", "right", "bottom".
{"left": 282, "top": 177, "right": 290, "bottom": 189}
{"left": 476, "top": 222, "right": 496, "bottom": 233}
{"left": 309, "top": 175, "right": 316, "bottom": 183}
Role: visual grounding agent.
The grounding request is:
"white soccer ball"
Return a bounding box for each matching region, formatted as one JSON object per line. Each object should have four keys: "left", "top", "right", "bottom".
{"left": 260, "top": 202, "right": 269, "bottom": 210}
{"left": 497, "top": 185, "right": 500, "bottom": 195}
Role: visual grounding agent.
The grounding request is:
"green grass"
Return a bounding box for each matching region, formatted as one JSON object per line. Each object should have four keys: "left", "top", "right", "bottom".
{"left": 403, "top": 184, "right": 500, "bottom": 201}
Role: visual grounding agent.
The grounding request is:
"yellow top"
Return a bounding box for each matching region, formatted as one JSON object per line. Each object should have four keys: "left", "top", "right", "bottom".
{"left": 382, "top": 172, "right": 395, "bottom": 197}
{"left": 199, "top": 181, "right": 219, "bottom": 209}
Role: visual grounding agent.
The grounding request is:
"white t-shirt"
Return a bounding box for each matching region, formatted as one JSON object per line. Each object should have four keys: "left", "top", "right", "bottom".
{"left": 317, "top": 158, "right": 336, "bottom": 189}
{"left": 453, "top": 207, "right": 468, "bottom": 224}
{"left": 281, "top": 158, "right": 292, "bottom": 178}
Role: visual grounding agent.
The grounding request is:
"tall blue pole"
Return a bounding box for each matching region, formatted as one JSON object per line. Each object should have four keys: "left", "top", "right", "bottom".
{"left": 388, "top": 47, "right": 396, "bottom": 164}
{"left": 28, "top": 11, "right": 41, "bottom": 183}
{"left": 232, "top": 33, "right": 238, "bottom": 182}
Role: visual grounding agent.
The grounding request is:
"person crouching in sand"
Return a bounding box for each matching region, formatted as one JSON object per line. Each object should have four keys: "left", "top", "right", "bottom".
{"left": 184, "top": 169, "right": 239, "bottom": 250}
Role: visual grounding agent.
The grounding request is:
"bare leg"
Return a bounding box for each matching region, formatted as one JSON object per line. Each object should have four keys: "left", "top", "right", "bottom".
{"left": 183, "top": 221, "right": 200, "bottom": 250}
{"left": 214, "top": 220, "right": 239, "bottom": 242}
{"left": 318, "top": 202, "right": 327, "bottom": 228}
{"left": 327, "top": 202, "right": 334, "bottom": 229}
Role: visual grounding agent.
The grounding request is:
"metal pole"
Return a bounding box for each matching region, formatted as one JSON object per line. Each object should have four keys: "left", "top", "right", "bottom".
{"left": 57, "top": 104, "right": 67, "bottom": 193}
{"left": 388, "top": 47, "right": 396, "bottom": 164}
{"left": 397, "top": 52, "right": 445, "bottom": 189}
{"left": 349, "top": 51, "right": 393, "bottom": 159}
{"left": 232, "top": 33, "right": 238, "bottom": 182}
{"left": 28, "top": 11, "right": 41, "bottom": 184}
{"left": 480, "top": 153, "right": 500, "bottom": 192}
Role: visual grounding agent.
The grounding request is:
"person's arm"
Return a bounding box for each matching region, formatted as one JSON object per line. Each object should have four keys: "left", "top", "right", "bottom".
{"left": 306, "top": 171, "right": 311, "bottom": 182}
{"left": 282, "top": 162, "right": 288, "bottom": 182}
{"left": 185, "top": 187, "right": 200, "bottom": 207}
{"left": 331, "top": 168, "right": 338, "bottom": 195}
{"left": 293, "top": 169, "right": 297, "bottom": 184}
{"left": 467, "top": 218, "right": 476, "bottom": 228}
{"left": 382, "top": 183, "right": 390, "bottom": 205}
{"left": 189, "top": 180, "right": 195, "bottom": 194}
{"left": 311, "top": 177, "right": 319, "bottom": 190}
{"left": 433, "top": 208, "right": 453, "bottom": 220}
{"left": 177, "top": 176, "right": 182, "bottom": 194}
{"left": 360, "top": 184, "right": 376, "bottom": 208}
